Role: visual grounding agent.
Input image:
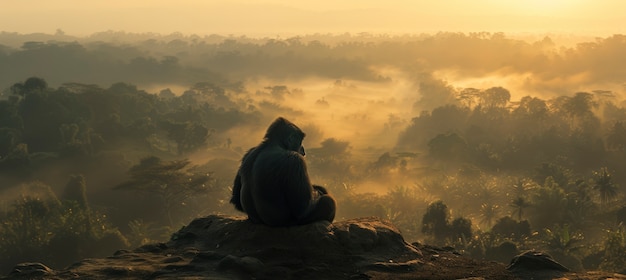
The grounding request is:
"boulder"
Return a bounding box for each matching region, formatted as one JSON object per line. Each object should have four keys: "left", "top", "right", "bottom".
{"left": 507, "top": 250, "right": 570, "bottom": 279}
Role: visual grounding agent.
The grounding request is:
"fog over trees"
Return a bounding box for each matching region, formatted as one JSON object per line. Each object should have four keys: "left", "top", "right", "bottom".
{"left": 1, "top": 31, "right": 626, "bottom": 273}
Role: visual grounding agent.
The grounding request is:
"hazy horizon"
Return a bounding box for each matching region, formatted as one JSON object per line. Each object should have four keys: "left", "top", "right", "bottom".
{"left": 1, "top": 1, "right": 625, "bottom": 36}
{"left": 2, "top": 1, "right": 626, "bottom": 274}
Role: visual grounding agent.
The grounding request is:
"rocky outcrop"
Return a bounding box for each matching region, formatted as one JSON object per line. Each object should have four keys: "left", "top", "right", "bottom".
{"left": 506, "top": 251, "right": 569, "bottom": 280}
{"left": 3, "top": 215, "right": 625, "bottom": 280}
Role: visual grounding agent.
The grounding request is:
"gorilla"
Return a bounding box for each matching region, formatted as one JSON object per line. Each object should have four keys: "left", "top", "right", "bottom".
{"left": 230, "top": 117, "right": 336, "bottom": 226}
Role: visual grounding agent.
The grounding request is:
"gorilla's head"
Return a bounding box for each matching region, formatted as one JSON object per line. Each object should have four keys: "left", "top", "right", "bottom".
{"left": 264, "top": 117, "right": 306, "bottom": 155}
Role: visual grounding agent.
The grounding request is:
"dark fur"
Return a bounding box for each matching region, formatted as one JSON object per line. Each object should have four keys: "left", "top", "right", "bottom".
{"left": 230, "top": 117, "right": 336, "bottom": 226}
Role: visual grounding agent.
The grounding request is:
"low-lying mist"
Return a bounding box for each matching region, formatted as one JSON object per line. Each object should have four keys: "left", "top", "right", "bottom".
{"left": 1, "top": 31, "right": 626, "bottom": 273}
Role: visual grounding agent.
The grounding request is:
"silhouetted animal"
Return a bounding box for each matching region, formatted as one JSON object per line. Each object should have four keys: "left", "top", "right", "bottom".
{"left": 230, "top": 117, "right": 336, "bottom": 226}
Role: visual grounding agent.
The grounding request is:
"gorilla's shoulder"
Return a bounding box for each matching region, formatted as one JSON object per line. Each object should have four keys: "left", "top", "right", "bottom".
{"left": 255, "top": 148, "right": 304, "bottom": 165}
{"left": 168, "top": 215, "right": 422, "bottom": 261}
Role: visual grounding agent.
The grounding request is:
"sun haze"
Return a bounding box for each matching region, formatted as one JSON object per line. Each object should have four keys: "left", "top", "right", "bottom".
{"left": 0, "top": 0, "right": 624, "bottom": 36}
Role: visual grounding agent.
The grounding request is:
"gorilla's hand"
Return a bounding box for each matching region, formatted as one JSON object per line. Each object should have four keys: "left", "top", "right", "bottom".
{"left": 313, "top": 185, "right": 328, "bottom": 195}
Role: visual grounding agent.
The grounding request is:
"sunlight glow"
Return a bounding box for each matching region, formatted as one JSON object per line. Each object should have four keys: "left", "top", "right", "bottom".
{"left": 492, "top": 0, "right": 585, "bottom": 15}
{"left": 0, "top": 0, "right": 623, "bottom": 35}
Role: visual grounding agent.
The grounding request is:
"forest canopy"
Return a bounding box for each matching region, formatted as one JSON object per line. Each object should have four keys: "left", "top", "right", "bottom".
{"left": 1, "top": 31, "right": 626, "bottom": 273}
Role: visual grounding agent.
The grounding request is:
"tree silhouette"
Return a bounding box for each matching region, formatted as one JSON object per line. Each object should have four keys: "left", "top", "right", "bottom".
{"left": 529, "top": 177, "right": 569, "bottom": 229}
{"left": 450, "top": 217, "right": 472, "bottom": 241}
{"left": 491, "top": 216, "right": 531, "bottom": 239}
{"left": 421, "top": 200, "right": 450, "bottom": 243}
{"left": 427, "top": 133, "right": 468, "bottom": 162}
{"left": 479, "top": 86, "right": 510, "bottom": 109}
{"left": 541, "top": 224, "right": 585, "bottom": 270}
{"left": 509, "top": 196, "right": 531, "bottom": 221}
{"left": 457, "top": 88, "right": 480, "bottom": 109}
{"left": 592, "top": 167, "right": 618, "bottom": 206}
{"left": 607, "top": 121, "right": 626, "bottom": 151}
{"left": 10, "top": 77, "right": 48, "bottom": 96}
{"left": 162, "top": 121, "right": 210, "bottom": 155}
{"left": 114, "top": 156, "right": 212, "bottom": 226}
{"left": 479, "top": 203, "right": 500, "bottom": 228}
{"left": 62, "top": 174, "right": 89, "bottom": 209}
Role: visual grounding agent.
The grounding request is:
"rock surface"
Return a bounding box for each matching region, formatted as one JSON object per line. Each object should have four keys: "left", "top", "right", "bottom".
{"left": 2, "top": 215, "right": 626, "bottom": 280}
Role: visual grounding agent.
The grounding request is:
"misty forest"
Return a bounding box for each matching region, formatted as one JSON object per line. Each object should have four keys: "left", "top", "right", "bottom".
{"left": 2, "top": 31, "right": 626, "bottom": 273}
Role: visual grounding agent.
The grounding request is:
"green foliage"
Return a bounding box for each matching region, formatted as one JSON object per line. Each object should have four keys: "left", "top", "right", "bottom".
{"left": 593, "top": 167, "right": 619, "bottom": 205}
{"left": 3, "top": 37, "right": 626, "bottom": 270}
{"left": 617, "top": 206, "right": 626, "bottom": 225}
{"left": 607, "top": 121, "right": 626, "bottom": 151}
{"left": 337, "top": 192, "right": 385, "bottom": 220}
{"left": 61, "top": 174, "right": 89, "bottom": 209}
{"left": 542, "top": 225, "right": 584, "bottom": 256}
{"left": 421, "top": 200, "right": 450, "bottom": 242}
{"left": 0, "top": 77, "right": 257, "bottom": 175}
{"left": 421, "top": 200, "right": 472, "bottom": 245}
{"left": 0, "top": 143, "right": 31, "bottom": 176}
{"left": 599, "top": 225, "right": 626, "bottom": 273}
{"left": 528, "top": 177, "right": 569, "bottom": 229}
{"left": 161, "top": 120, "right": 210, "bottom": 155}
{"left": 0, "top": 189, "right": 128, "bottom": 271}
{"left": 427, "top": 133, "right": 469, "bottom": 162}
{"left": 450, "top": 217, "right": 473, "bottom": 241}
{"left": 509, "top": 196, "right": 531, "bottom": 221}
{"left": 491, "top": 216, "right": 531, "bottom": 240}
{"left": 479, "top": 203, "right": 500, "bottom": 228}
{"left": 541, "top": 225, "right": 585, "bottom": 271}
{"left": 126, "top": 219, "right": 171, "bottom": 248}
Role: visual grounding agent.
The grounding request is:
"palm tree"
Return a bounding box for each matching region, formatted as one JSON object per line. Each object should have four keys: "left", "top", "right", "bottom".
{"left": 542, "top": 224, "right": 584, "bottom": 259}
{"left": 593, "top": 167, "right": 618, "bottom": 206}
{"left": 510, "top": 196, "right": 531, "bottom": 221}
{"left": 480, "top": 203, "right": 500, "bottom": 229}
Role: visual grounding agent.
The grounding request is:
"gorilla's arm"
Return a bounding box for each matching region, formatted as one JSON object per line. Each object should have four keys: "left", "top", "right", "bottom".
{"left": 230, "top": 172, "right": 244, "bottom": 212}
{"left": 230, "top": 148, "right": 256, "bottom": 212}
{"left": 282, "top": 153, "right": 315, "bottom": 220}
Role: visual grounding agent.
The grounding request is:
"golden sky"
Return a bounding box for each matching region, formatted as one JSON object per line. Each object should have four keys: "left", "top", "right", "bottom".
{"left": 1, "top": 0, "right": 625, "bottom": 36}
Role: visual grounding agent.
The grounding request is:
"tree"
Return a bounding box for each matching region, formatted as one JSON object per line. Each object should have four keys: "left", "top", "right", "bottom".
{"left": 422, "top": 200, "right": 450, "bottom": 243}
{"left": 414, "top": 74, "right": 459, "bottom": 110}
{"left": 491, "top": 216, "right": 531, "bottom": 239}
{"left": 427, "top": 133, "right": 468, "bottom": 162}
{"left": 480, "top": 87, "right": 510, "bottom": 109}
{"left": 0, "top": 143, "right": 31, "bottom": 176}
{"left": 528, "top": 176, "right": 568, "bottom": 229}
{"left": 533, "top": 163, "right": 570, "bottom": 189}
{"left": 599, "top": 225, "right": 626, "bottom": 272}
{"left": 592, "top": 167, "right": 618, "bottom": 206}
{"left": 0, "top": 181, "right": 127, "bottom": 272}
{"left": 542, "top": 224, "right": 585, "bottom": 271}
{"left": 607, "top": 121, "right": 626, "bottom": 151}
{"left": 450, "top": 217, "right": 472, "bottom": 241}
{"left": 479, "top": 203, "right": 500, "bottom": 229}
{"left": 62, "top": 174, "right": 89, "bottom": 209}
{"left": 162, "top": 121, "right": 210, "bottom": 155}
{"left": 114, "top": 156, "right": 212, "bottom": 226}
{"left": 563, "top": 92, "right": 595, "bottom": 119}
{"left": 617, "top": 206, "right": 626, "bottom": 225}
{"left": 514, "top": 96, "right": 549, "bottom": 119}
{"left": 10, "top": 77, "right": 48, "bottom": 96}
{"left": 0, "top": 128, "right": 20, "bottom": 157}
{"left": 510, "top": 196, "right": 531, "bottom": 221}
{"left": 457, "top": 88, "right": 480, "bottom": 109}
